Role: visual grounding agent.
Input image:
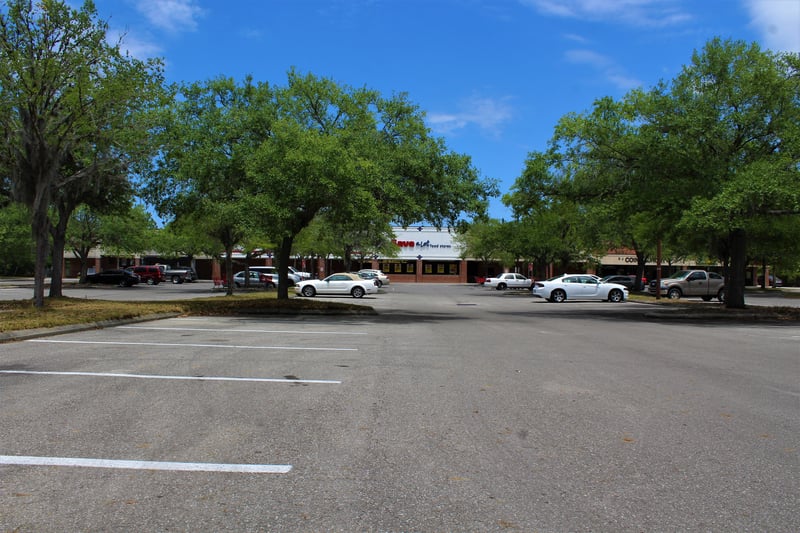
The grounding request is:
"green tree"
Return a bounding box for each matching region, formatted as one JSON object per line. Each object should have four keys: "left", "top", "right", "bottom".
{"left": 504, "top": 151, "right": 588, "bottom": 277}
{"left": 67, "top": 204, "right": 156, "bottom": 282}
{"left": 0, "top": 202, "right": 35, "bottom": 275}
{"left": 654, "top": 39, "right": 800, "bottom": 307}
{"left": 142, "top": 77, "right": 268, "bottom": 295}
{"left": 0, "top": 0, "right": 164, "bottom": 306}
{"left": 247, "top": 70, "right": 496, "bottom": 299}
{"left": 453, "top": 218, "right": 508, "bottom": 278}
{"left": 512, "top": 40, "right": 799, "bottom": 305}
{"left": 49, "top": 154, "right": 133, "bottom": 295}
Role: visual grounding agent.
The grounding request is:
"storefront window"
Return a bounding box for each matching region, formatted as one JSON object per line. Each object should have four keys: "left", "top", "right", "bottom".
{"left": 422, "top": 262, "right": 459, "bottom": 276}
{"left": 380, "top": 261, "right": 415, "bottom": 274}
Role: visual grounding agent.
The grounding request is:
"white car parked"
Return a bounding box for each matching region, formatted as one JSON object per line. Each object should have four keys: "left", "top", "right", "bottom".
{"left": 295, "top": 272, "right": 378, "bottom": 298}
{"left": 531, "top": 274, "right": 628, "bottom": 303}
{"left": 250, "top": 266, "right": 300, "bottom": 285}
{"left": 288, "top": 266, "right": 312, "bottom": 280}
{"left": 358, "top": 269, "right": 390, "bottom": 286}
{"left": 484, "top": 273, "right": 533, "bottom": 290}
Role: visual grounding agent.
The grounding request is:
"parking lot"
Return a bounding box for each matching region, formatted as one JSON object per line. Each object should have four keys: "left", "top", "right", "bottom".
{"left": 1, "top": 284, "right": 798, "bottom": 531}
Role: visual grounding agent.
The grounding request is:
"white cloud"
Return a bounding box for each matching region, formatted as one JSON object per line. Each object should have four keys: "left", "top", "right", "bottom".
{"left": 744, "top": 0, "right": 800, "bottom": 53}
{"left": 521, "top": 0, "right": 692, "bottom": 27}
{"left": 565, "top": 48, "right": 643, "bottom": 90}
{"left": 428, "top": 95, "right": 513, "bottom": 137}
{"left": 133, "top": 0, "right": 205, "bottom": 33}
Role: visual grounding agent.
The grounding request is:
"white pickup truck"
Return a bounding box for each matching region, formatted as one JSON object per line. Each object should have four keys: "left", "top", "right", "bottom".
{"left": 649, "top": 270, "right": 725, "bottom": 301}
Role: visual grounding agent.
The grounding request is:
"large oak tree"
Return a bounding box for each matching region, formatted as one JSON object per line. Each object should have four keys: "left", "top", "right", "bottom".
{"left": 0, "top": 0, "right": 163, "bottom": 306}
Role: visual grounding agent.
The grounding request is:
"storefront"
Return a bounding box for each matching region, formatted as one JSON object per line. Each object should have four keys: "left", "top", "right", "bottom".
{"left": 366, "top": 226, "right": 468, "bottom": 283}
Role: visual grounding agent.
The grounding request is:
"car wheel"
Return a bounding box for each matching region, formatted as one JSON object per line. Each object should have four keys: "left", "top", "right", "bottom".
{"left": 550, "top": 289, "right": 566, "bottom": 303}
{"left": 146, "top": 278, "right": 155, "bottom": 285}
{"left": 496, "top": 283, "right": 507, "bottom": 291}
{"left": 608, "top": 289, "right": 624, "bottom": 302}
{"left": 171, "top": 275, "right": 183, "bottom": 284}
{"left": 234, "top": 282, "right": 242, "bottom": 288}
{"left": 351, "top": 286, "right": 365, "bottom": 298}
{"left": 667, "top": 287, "right": 682, "bottom": 299}
{"left": 375, "top": 280, "right": 382, "bottom": 288}
{"left": 301, "top": 285, "right": 316, "bottom": 297}
{"left": 717, "top": 288, "right": 725, "bottom": 303}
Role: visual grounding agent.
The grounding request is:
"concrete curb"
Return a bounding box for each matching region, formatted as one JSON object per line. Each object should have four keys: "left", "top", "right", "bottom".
{"left": 0, "top": 312, "right": 183, "bottom": 344}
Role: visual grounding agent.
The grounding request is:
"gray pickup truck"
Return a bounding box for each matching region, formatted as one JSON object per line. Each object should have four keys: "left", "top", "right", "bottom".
{"left": 649, "top": 270, "right": 725, "bottom": 301}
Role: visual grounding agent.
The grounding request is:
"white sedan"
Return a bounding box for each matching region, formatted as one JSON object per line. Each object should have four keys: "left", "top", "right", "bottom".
{"left": 294, "top": 272, "right": 378, "bottom": 298}
{"left": 531, "top": 274, "right": 628, "bottom": 303}
{"left": 484, "top": 272, "right": 533, "bottom": 290}
{"left": 358, "top": 269, "right": 390, "bottom": 286}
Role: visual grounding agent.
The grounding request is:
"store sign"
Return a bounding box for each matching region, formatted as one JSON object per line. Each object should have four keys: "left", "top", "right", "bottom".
{"left": 392, "top": 227, "right": 462, "bottom": 260}
{"left": 393, "top": 239, "right": 453, "bottom": 250}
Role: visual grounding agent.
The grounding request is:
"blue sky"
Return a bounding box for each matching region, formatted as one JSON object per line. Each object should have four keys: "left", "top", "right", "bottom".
{"left": 96, "top": 0, "right": 800, "bottom": 220}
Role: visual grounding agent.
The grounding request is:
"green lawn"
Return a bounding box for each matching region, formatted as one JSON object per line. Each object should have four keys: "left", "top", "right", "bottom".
{"left": 0, "top": 293, "right": 373, "bottom": 333}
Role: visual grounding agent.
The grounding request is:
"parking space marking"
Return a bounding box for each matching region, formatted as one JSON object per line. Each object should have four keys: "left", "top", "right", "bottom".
{"left": 0, "top": 370, "right": 341, "bottom": 384}
{"left": 118, "top": 325, "right": 369, "bottom": 335}
{"left": 26, "top": 339, "right": 357, "bottom": 351}
{"left": 0, "top": 455, "right": 292, "bottom": 473}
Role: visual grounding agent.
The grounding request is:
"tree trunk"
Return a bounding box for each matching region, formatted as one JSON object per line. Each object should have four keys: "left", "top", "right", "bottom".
{"left": 277, "top": 235, "right": 293, "bottom": 300}
{"left": 76, "top": 248, "right": 91, "bottom": 283}
{"left": 49, "top": 230, "right": 66, "bottom": 297}
{"left": 48, "top": 206, "right": 70, "bottom": 298}
{"left": 31, "top": 198, "right": 51, "bottom": 308}
{"left": 726, "top": 228, "right": 747, "bottom": 309}
{"left": 225, "top": 244, "right": 235, "bottom": 296}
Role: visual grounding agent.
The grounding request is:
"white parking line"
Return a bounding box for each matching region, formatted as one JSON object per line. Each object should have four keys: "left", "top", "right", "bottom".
{"left": 0, "top": 370, "right": 341, "bottom": 384}
{"left": 26, "top": 339, "right": 356, "bottom": 351}
{"left": 0, "top": 455, "right": 292, "bottom": 473}
{"left": 119, "top": 326, "right": 368, "bottom": 335}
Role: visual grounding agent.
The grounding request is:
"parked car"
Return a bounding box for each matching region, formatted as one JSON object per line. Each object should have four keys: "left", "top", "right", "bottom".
{"left": 600, "top": 275, "right": 635, "bottom": 290}
{"left": 295, "top": 272, "right": 378, "bottom": 298}
{"left": 484, "top": 273, "right": 533, "bottom": 290}
{"left": 531, "top": 274, "right": 628, "bottom": 303}
{"left": 355, "top": 271, "right": 385, "bottom": 287}
{"left": 757, "top": 275, "right": 783, "bottom": 287}
{"left": 648, "top": 270, "right": 725, "bottom": 301}
{"left": 85, "top": 269, "right": 140, "bottom": 287}
{"left": 233, "top": 270, "right": 275, "bottom": 288}
{"left": 288, "top": 266, "right": 312, "bottom": 280}
{"left": 250, "top": 266, "right": 299, "bottom": 285}
{"left": 126, "top": 265, "right": 165, "bottom": 285}
{"left": 358, "top": 269, "right": 390, "bottom": 286}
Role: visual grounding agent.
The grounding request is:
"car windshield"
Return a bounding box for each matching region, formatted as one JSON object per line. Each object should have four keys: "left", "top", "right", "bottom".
{"left": 666, "top": 270, "right": 692, "bottom": 280}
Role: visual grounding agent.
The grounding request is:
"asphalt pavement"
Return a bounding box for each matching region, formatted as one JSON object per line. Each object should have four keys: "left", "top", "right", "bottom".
{"left": 1, "top": 283, "right": 798, "bottom": 531}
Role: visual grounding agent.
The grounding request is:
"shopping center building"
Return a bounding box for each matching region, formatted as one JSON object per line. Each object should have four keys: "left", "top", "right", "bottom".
{"left": 64, "top": 225, "right": 746, "bottom": 284}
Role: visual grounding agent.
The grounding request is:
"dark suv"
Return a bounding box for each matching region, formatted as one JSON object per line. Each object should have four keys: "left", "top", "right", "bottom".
{"left": 127, "top": 265, "right": 166, "bottom": 285}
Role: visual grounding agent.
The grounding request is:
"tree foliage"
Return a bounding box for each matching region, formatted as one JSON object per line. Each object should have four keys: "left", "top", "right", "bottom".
{"left": 148, "top": 70, "right": 497, "bottom": 299}
{"left": 507, "top": 38, "right": 799, "bottom": 307}
{"left": 0, "top": 0, "right": 164, "bottom": 306}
